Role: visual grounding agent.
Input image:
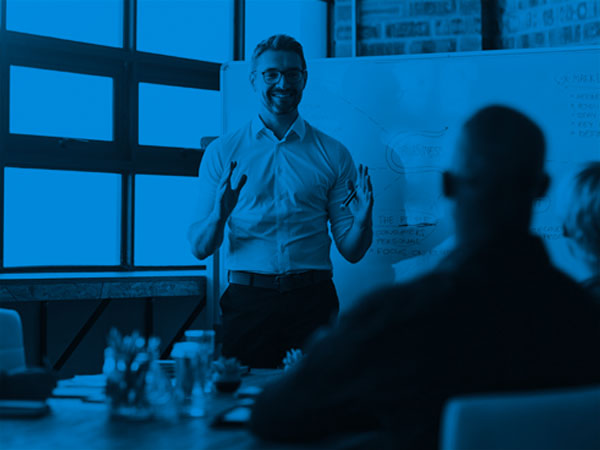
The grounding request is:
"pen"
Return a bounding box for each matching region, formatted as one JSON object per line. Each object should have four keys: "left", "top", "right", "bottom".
{"left": 342, "top": 189, "right": 357, "bottom": 208}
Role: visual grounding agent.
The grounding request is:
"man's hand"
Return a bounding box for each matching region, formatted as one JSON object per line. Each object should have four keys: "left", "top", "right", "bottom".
{"left": 217, "top": 161, "right": 247, "bottom": 221}
{"left": 282, "top": 348, "right": 304, "bottom": 371}
{"left": 188, "top": 160, "right": 246, "bottom": 259}
{"left": 342, "top": 164, "right": 374, "bottom": 227}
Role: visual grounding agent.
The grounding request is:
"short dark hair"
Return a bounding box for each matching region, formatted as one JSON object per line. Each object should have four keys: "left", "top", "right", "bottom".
{"left": 251, "top": 34, "right": 307, "bottom": 71}
{"left": 462, "top": 105, "right": 546, "bottom": 187}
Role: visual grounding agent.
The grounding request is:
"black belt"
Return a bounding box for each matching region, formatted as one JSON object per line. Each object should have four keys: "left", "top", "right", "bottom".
{"left": 228, "top": 270, "right": 332, "bottom": 293}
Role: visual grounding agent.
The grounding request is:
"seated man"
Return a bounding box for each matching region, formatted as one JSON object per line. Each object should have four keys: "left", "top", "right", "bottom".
{"left": 249, "top": 105, "right": 600, "bottom": 448}
{"left": 562, "top": 162, "right": 600, "bottom": 298}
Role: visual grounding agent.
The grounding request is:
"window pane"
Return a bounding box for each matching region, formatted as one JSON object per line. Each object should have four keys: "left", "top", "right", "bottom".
{"left": 10, "top": 66, "right": 113, "bottom": 140}
{"left": 245, "top": 0, "right": 327, "bottom": 60}
{"left": 6, "top": 0, "right": 123, "bottom": 47}
{"left": 139, "top": 83, "right": 220, "bottom": 148}
{"left": 137, "top": 0, "right": 233, "bottom": 62}
{"left": 4, "top": 168, "right": 121, "bottom": 267}
{"left": 134, "top": 175, "right": 200, "bottom": 266}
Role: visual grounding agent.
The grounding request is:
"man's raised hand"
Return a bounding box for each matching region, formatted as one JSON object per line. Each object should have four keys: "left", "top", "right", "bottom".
{"left": 217, "top": 161, "right": 247, "bottom": 221}
{"left": 343, "top": 164, "right": 374, "bottom": 227}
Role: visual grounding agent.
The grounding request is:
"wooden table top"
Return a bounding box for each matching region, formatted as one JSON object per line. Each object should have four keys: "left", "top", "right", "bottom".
{"left": 1, "top": 369, "right": 286, "bottom": 450}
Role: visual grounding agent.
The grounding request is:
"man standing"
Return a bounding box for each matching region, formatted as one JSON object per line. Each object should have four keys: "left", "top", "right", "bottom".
{"left": 189, "top": 35, "right": 374, "bottom": 368}
{"left": 249, "top": 105, "right": 600, "bottom": 447}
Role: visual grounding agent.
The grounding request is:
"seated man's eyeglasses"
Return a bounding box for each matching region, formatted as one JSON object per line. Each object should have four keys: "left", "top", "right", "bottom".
{"left": 258, "top": 69, "right": 306, "bottom": 85}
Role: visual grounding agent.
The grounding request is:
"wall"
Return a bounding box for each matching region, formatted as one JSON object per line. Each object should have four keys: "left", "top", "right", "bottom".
{"left": 332, "top": 0, "right": 599, "bottom": 57}
{"left": 333, "top": 0, "right": 482, "bottom": 56}
{"left": 499, "top": 0, "right": 600, "bottom": 48}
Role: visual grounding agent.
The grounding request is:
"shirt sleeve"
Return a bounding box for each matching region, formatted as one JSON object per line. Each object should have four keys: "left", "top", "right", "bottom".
{"left": 190, "top": 138, "right": 225, "bottom": 228}
{"left": 327, "top": 143, "right": 358, "bottom": 247}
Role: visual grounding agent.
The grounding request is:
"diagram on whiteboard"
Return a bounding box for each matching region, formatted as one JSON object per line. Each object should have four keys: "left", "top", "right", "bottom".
{"left": 301, "top": 83, "right": 455, "bottom": 271}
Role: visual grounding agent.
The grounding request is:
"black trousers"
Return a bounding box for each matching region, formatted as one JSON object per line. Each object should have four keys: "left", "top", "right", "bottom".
{"left": 219, "top": 279, "right": 339, "bottom": 368}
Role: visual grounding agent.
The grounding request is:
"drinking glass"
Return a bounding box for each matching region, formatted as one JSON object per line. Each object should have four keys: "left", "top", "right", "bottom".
{"left": 172, "top": 342, "right": 205, "bottom": 417}
{"left": 184, "top": 330, "right": 215, "bottom": 393}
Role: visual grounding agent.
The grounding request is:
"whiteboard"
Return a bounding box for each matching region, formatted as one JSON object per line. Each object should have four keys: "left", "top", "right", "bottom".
{"left": 220, "top": 47, "right": 600, "bottom": 311}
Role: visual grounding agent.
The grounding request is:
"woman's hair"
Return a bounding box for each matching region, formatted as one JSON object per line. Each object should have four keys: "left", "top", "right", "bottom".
{"left": 563, "top": 161, "right": 600, "bottom": 258}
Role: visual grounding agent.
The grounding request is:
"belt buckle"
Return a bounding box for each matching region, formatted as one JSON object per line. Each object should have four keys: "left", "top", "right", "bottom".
{"left": 274, "top": 274, "right": 284, "bottom": 291}
{"left": 276, "top": 273, "right": 299, "bottom": 292}
{"left": 277, "top": 273, "right": 304, "bottom": 292}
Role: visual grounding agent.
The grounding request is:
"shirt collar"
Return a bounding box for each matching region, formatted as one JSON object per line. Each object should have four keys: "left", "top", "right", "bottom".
{"left": 252, "top": 114, "right": 306, "bottom": 142}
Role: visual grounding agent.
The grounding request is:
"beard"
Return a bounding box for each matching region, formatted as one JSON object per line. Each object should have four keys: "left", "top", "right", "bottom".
{"left": 266, "top": 88, "right": 303, "bottom": 115}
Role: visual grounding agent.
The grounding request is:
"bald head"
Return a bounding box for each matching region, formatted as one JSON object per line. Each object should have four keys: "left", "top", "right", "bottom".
{"left": 444, "top": 105, "right": 549, "bottom": 241}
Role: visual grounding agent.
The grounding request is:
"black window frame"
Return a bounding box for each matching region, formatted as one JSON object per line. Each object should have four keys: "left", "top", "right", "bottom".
{"left": 0, "top": 0, "right": 242, "bottom": 274}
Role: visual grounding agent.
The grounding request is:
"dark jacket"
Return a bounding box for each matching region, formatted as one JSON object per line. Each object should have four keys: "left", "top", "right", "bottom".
{"left": 249, "top": 234, "right": 600, "bottom": 448}
{"left": 582, "top": 275, "right": 600, "bottom": 300}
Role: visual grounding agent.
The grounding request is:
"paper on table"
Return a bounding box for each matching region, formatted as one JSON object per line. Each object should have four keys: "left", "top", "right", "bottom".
{"left": 58, "top": 374, "right": 106, "bottom": 388}
{"left": 53, "top": 374, "right": 107, "bottom": 398}
{"left": 52, "top": 387, "right": 103, "bottom": 398}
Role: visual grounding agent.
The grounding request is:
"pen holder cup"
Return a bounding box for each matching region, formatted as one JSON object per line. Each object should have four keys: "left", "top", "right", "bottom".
{"left": 104, "top": 348, "right": 154, "bottom": 421}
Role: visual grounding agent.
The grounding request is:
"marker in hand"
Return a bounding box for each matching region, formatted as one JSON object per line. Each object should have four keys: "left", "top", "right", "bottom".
{"left": 340, "top": 164, "right": 374, "bottom": 226}
{"left": 341, "top": 188, "right": 357, "bottom": 209}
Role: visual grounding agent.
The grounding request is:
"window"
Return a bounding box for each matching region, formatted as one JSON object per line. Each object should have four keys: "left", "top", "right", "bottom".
{"left": 6, "top": 0, "right": 123, "bottom": 47}
{"left": 245, "top": 0, "right": 328, "bottom": 59}
{"left": 4, "top": 168, "right": 121, "bottom": 267}
{"left": 0, "top": 0, "right": 227, "bottom": 273}
{"left": 138, "top": 83, "right": 220, "bottom": 149}
{"left": 137, "top": 0, "right": 233, "bottom": 62}
{"left": 10, "top": 66, "right": 113, "bottom": 141}
{"left": 134, "top": 174, "right": 201, "bottom": 266}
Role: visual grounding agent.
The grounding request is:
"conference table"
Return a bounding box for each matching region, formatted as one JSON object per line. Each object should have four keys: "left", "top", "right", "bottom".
{"left": 1, "top": 369, "right": 286, "bottom": 449}
{"left": 2, "top": 369, "right": 377, "bottom": 449}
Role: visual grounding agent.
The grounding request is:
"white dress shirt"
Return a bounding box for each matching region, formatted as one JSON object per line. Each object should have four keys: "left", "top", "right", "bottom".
{"left": 194, "top": 115, "right": 357, "bottom": 275}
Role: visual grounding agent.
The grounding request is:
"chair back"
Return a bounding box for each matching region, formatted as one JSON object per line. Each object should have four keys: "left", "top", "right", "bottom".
{"left": 0, "top": 308, "right": 26, "bottom": 371}
{"left": 440, "top": 385, "right": 600, "bottom": 450}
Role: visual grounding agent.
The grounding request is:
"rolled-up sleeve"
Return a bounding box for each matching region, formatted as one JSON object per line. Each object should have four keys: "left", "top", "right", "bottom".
{"left": 327, "top": 143, "right": 358, "bottom": 247}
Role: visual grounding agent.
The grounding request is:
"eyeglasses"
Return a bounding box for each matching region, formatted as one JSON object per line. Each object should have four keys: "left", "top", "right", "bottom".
{"left": 257, "top": 69, "right": 306, "bottom": 85}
